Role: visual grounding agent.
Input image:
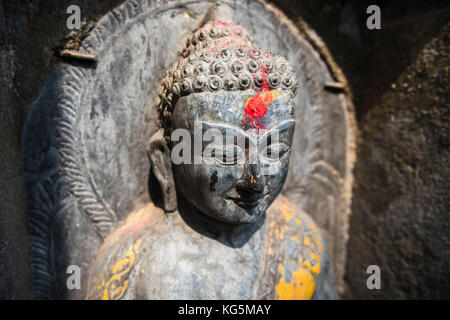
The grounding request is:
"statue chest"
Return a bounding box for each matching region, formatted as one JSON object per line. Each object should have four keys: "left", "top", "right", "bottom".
{"left": 135, "top": 222, "right": 276, "bottom": 299}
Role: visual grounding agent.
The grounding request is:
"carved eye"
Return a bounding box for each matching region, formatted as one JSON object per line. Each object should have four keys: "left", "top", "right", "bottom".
{"left": 211, "top": 145, "right": 243, "bottom": 166}
{"left": 261, "top": 143, "right": 290, "bottom": 161}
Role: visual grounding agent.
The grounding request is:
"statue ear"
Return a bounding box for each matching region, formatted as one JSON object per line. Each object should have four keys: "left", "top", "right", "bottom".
{"left": 147, "top": 129, "right": 177, "bottom": 213}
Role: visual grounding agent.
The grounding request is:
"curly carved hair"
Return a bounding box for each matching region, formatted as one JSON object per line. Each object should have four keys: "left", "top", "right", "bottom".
{"left": 158, "top": 21, "right": 298, "bottom": 140}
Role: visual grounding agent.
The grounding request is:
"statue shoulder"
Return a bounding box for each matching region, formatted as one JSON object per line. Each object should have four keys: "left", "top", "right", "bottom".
{"left": 86, "top": 203, "right": 166, "bottom": 300}
{"left": 266, "top": 197, "right": 338, "bottom": 299}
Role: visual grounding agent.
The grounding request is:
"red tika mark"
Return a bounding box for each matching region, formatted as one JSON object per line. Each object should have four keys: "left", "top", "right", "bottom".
{"left": 242, "top": 66, "right": 276, "bottom": 129}
{"left": 242, "top": 91, "right": 273, "bottom": 129}
{"left": 212, "top": 20, "right": 228, "bottom": 26}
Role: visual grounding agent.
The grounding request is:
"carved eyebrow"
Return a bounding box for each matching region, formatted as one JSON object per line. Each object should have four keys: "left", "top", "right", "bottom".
{"left": 258, "top": 119, "right": 295, "bottom": 139}
{"left": 199, "top": 121, "right": 258, "bottom": 147}
{"left": 199, "top": 119, "right": 294, "bottom": 133}
{"left": 199, "top": 121, "right": 248, "bottom": 138}
{"left": 198, "top": 119, "right": 295, "bottom": 144}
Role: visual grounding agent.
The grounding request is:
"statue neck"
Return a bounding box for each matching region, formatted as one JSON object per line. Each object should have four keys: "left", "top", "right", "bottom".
{"left": 173, "top": 190, "right": 265, "bottom": 248}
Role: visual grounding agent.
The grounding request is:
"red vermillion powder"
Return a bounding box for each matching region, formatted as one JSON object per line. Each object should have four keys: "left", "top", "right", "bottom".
{"left": 242, "top": 66, "right": 275, "bottom": 129}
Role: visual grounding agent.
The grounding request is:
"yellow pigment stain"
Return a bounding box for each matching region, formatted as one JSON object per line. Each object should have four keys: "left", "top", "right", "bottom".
{"left": 304, "top": 237, "right": 311, "bottom": 246}
{"left": 313, "top": 235, "right": 323, "bottom": 253}
{"left": 99, "top": 238, "right": 142, "bottom": 300}
{"left": 275, "top": 266, "right": 316, "bottom": 300}
{"left": 278, "top": 263, "right": 284, "bottom": 274}
{"left": 301, "top": 254, "right": 321, "bottom": 276}
{"left": 271, "top": 199, "right": 325, "bottom": 300}
{"left": 311, "top": 252, "right": 320, "bottom": 262}
{"left": 280, "top": 205, "right": 296, "bottom": 222}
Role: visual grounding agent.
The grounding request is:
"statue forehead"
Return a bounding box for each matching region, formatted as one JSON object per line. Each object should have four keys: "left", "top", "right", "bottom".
{"left": 173, "top": 90, "right": 295, "bottom": 130}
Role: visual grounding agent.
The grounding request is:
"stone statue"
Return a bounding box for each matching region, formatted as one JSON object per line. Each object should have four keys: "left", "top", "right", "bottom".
{"left": 23, "top": 0, "right": 355, "bottom": 300}
{"left": 85, "top": 4, "right": 337, "bottom": 300}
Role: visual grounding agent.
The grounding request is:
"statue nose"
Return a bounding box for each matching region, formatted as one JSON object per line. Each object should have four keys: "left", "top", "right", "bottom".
{"left": 236, "top": 164, "right": 264, "bottom": 196}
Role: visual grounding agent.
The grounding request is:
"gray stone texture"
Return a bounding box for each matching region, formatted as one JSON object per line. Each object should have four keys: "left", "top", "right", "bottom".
{"left": 277, "top": 0, "right": 449, "bottom": 299}
{"left": 21, "top": 0, "right": 352, "bottom": 298}
{"left": 345, "top": 22, "right": 449, "bottom": 300}
{"left": 1, "top": 0, "right": 448, "bottom": 299}
{"left": 0, "top": 0, "right": 124, "bottom": 299}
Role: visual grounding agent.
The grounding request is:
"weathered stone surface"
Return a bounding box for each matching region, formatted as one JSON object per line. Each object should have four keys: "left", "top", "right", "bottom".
{"left": 22, "top": 0, "right": 354, "bottom": 298}
{"left": 271, "top": 0, "right": 449, "bottom": 299}
{"left": 346, "top": 23, "right": 449, "bottom": 299}
{"left": 5, "top": 0, "right": 447, "bottom": 300}
{"left": 0, "top": 0, "right": 123, "bottom": 300}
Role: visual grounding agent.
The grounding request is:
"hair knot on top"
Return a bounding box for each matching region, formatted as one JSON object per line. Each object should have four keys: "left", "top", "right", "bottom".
{"left": 158, "top": 20, "right": 299, "bottom": 138}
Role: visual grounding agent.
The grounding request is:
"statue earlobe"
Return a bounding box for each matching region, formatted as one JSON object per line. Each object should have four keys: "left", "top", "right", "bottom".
{"left": 147, "top": 129, "right": 177, "bottom": 213}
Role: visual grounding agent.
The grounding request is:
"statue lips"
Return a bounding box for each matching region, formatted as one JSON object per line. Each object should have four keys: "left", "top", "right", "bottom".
{"left": 226, "top": 191, "right": 268, "bottom": 211}
{"left": 234, "top": 198, "right": 260, "bottom": 210}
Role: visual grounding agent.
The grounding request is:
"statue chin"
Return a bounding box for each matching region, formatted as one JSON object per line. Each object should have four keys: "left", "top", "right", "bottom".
{"left": 178, "top": 183, "right": 270, "bottom": 225}
{"left": 173, "top": 169, "right": 261, "bottom": 225}
{"left": 173, "top": 159, "right": 287, "bottom": 225}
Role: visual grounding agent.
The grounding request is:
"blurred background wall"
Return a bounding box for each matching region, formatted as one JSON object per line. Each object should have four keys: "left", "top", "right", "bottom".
{"left": 0, "top": 0, "right": 448, "bottom": 299}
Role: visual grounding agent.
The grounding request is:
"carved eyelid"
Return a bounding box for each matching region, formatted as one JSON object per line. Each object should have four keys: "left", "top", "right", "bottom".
{"left": 258, "top": 119, "right": 295, "bottom": 139}
{"left": 261, "top": 143, "right": 291, "bottom": 162}
{"left": 199, "top": 119, "right": 295, "bottom": 144}
{"left": 215, "top": 145, "right": 243, "bottom": 166}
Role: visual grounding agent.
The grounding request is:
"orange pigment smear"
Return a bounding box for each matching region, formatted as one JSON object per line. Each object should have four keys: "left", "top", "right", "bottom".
{"left": 242, "top": 66, "right": 277, "bottom": 129}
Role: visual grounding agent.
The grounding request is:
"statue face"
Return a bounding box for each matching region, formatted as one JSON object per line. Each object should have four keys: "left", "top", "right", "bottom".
{"left": 171, "top": 90, "right": 295, "bottom": 224}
